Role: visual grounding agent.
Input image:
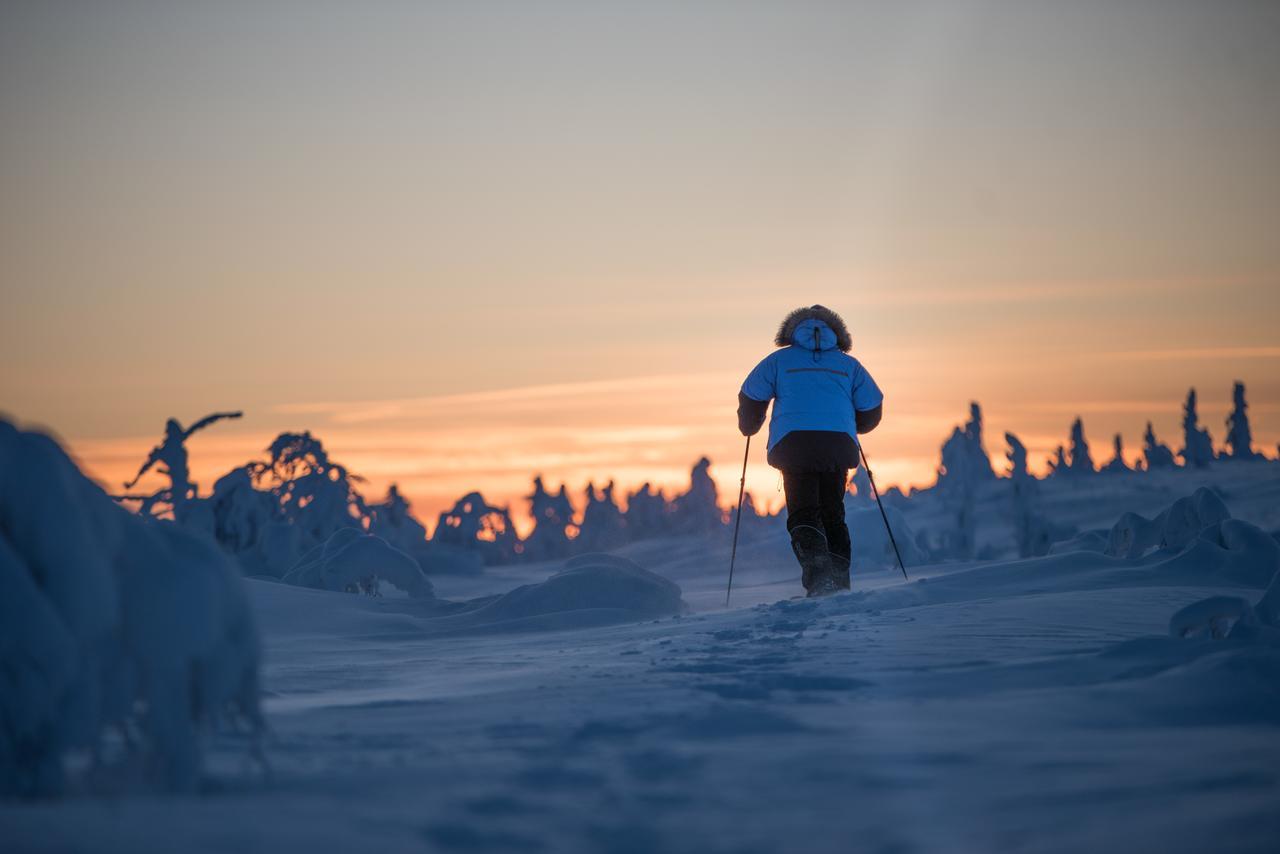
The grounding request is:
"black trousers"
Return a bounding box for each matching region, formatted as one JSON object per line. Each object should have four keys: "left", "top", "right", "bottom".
{"left": 782, "top": 470, "right": 851, "bottom": 569}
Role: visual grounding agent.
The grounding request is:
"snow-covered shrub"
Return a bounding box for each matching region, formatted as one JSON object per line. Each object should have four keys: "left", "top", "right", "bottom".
{"left": 0, "top": 419, "right": 262, "bottom": 796}
{"left": 282, "top": 529, "right": 433, "bottom": 598}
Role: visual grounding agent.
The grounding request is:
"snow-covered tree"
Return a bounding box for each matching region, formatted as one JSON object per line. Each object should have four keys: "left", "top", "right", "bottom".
{"left": 936, "top": 427, "right": 976, "bottom": 559}
{"left": 1005, "top": 432, "right": 1053, "bottom": 557}
{"left": 369, "top": 485, "right": 430, "bottom": 557}
{"left": 936, "top": 402, "right": 997, "bottom": 488}
{"left": 433, "top": 492, "right": 519, "bottom": 564}
{"left": 577, "top": 480, "right": 628, "bottom": 551}
{"left": 246, "top": 431, "right": 371, "bottom": 570}
{"left": 1180, "top": 388, "right": 1215, "bottom": 468}
{"left": 1066, "top": 417, "right": 1094, "bottom": 475}
{"left": 849, "top": 463, "right": 874, "bottom": 504}
{"left": 1047, "top": 445, "right": 1068, "bottom": 476}
{"left": 1, "top": 419, "right": 262, "bottom": 795}
{"left": 964, "top": 402, "right": 997, "bottom": 481}
{"left": 625, "top": 483, "right": 669, "bottom": 540}
{"left": 1224, "top": 381, "right": 1261, "bottom": 461}
{"left": 523, "top": 476, "right": 575, "bottom": 560}
{"left": 1143, "top": 422, "right": 1176, "bottom": 469}
{"left": 120, "top": 411, "right": 242, "bottom": 522}
{"left": 1100, "top": 434, "right": 1130, "bottom": 474}
{"left": 670, "top": 457, "right": 725, "bottom": 534}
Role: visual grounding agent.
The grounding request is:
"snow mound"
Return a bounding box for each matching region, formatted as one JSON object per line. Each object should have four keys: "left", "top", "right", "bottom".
{"left": 420, "top": 553, "right": 686, "bottom": 635}
{"left": 0, "top": 420, "right": 262, "bottom": 796}
{"left": 282, "top": 529, "right": 433, "bottom": 598}
{"left": 1106, "top": 487, "right": 1231, "bottom": 558}
{"left": 1168, "top": 519, "right": 1280, "bottom": 642}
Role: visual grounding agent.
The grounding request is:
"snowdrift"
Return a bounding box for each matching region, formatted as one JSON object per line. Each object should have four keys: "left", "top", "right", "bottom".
{"left": 416, "top": 553, "right": 687, "bottom": 635}
{"left": 282, "top": 528, "right": 434, "bottom": 598}
{"left": 0, "top": 420, "right": 262, "bottom": 796}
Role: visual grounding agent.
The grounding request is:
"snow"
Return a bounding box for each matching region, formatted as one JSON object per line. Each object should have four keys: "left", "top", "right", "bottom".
{"left": 4, "top": 426, "right": 1280, "bottom": 851}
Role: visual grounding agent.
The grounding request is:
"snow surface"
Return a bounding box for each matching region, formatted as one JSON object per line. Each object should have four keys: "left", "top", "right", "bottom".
{"left": 3, "top": 462, "right": 1280, "bottom": 852}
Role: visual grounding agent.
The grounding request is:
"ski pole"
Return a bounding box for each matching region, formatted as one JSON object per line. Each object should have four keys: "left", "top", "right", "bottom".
{"left": 856, "top": 441, "right": 910, "bottom": 581}
{"left": 724, "top": 434, "right": 751, "bottom": 606}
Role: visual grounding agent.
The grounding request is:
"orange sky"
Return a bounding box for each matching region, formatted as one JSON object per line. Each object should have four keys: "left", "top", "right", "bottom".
{"left": 2, "top": 2, "right": 1278, "bottom": 532}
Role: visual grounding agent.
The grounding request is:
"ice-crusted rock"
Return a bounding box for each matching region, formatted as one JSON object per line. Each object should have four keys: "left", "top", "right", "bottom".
{"left": 0, "top": 419, "right": 262, "bottom": 796}
{"left": 282, "top": 529, "right": 433, "bottom": 598}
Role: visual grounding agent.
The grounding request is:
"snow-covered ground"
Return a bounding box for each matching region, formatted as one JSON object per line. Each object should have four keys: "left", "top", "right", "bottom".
{"left": 4, "top": 465, "right": 1280, "bottom": 853}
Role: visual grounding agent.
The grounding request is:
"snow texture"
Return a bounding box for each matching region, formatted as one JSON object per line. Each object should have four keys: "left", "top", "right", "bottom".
{"left": 0, "top": 419, "right": 261, "bottom": 796}
{"left": 3, "top": 443, "right": 1280, "bottom": 852}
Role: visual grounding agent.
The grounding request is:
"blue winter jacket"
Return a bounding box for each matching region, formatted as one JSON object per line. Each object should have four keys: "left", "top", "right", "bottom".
{"left": 738, "top": 307, "right": 883, "bottom": 467}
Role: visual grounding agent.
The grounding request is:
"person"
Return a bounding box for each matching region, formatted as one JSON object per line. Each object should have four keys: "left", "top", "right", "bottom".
{"left": 737, "top": 305, "right": 883, "bottom": 596}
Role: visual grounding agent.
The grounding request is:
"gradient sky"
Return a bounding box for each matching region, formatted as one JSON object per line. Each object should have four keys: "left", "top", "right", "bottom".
{"left": 3, "top": 0, "right": 1279, "bottom": 531}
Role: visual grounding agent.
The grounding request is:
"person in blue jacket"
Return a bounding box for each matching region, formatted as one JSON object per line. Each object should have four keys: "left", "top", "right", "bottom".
{"left": 738, "top": 305, "right": 883, "bottom": 596}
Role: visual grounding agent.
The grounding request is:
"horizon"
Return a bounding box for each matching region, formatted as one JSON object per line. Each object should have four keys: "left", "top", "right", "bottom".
{"left": 14, "top": 373, "right": 1274, "bottom": 537}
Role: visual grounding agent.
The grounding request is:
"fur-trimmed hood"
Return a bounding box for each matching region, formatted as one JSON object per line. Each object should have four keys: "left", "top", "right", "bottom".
{"left": 774, "top": 305, "right": 852, "bottom": 352}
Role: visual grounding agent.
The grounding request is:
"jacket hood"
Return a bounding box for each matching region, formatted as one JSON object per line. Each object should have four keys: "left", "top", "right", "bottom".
{"left": 774, "top": 305, "right": 852, "bottom": 352}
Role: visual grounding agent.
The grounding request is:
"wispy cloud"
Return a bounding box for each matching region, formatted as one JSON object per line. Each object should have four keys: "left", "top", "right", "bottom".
{"left": 1098, "top": 346, "right": 1280, "bottom": 362}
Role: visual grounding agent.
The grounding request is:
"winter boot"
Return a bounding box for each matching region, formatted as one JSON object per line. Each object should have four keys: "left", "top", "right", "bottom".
{"left": 829, "top": 550, "right": 851, "bottom": 591}
{"left": 790, "top": 524, "right": 835, "bottom": 596}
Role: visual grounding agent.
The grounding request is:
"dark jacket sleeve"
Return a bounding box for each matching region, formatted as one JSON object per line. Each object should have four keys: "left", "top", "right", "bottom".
{"left": 737, "top": 392, "right": 769, "bottom": 437}
{"left": 855, "top": 402, "right": 883, "bottom": 434}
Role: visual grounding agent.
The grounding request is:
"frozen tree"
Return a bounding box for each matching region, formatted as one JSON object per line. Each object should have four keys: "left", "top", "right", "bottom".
{"left": 1100, "top": 434, "right": 1131, "bottom": 474}
{"left": 1143, "top": 422, "right": 1176, "bottom": 469}
{"left": 1, "top": 419, "right": 262, "bottom": 795}
{"left": 121, "top": 411, "right": 242, "bottom": 522}
{"left": 577, "top": 480, "right": 628, "bottom": 551}
{"left": 849, "top": 463, "right": 874, "bottom": 504}
{"left": 670, "top": 457, "right": 725, "bottom": 534}
{"left": 1224, "top": 381, "right": 1261, "bottom": 461}
{"left": 625, "top": 483, "right": 670, "bottom": 540}
{"left": 1046, "top": 445, "right": 1068, "bottom": 476}
{"left": 1005, "top": 431, "right": 1029, "bottom": 480}
{"left": 1005, "top": 432, "right": 1055, "bottom": 557}
{"left": 369, "top": 485, "right": 430, "bottom": 558}
{"left": 523, "top": 476, "right": 575, "bottom": 560}
{"left": 245, "top": 432, "right": 370, "bottom": 572}
{"left": 1066, "top": 417, "right": 1095, "bottom": 475}
{"left": 433, "top": 492, "right": 519, "bottom": 565}
{"left": 964, "top": 402, "right": 998, "bottom": 481}
{"left": 1180, "top": 388, "right": 1215, "bottom": 468}
{"left": 935, "top": 427, "right": 976, "bottom": 559}
{"left": 206, "top": 465, "right": 275, "bottom": 553}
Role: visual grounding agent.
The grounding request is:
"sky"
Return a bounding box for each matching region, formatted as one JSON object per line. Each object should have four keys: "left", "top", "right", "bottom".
{"left": 2, "top": 0, "right": 1279, "bottom": 532}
